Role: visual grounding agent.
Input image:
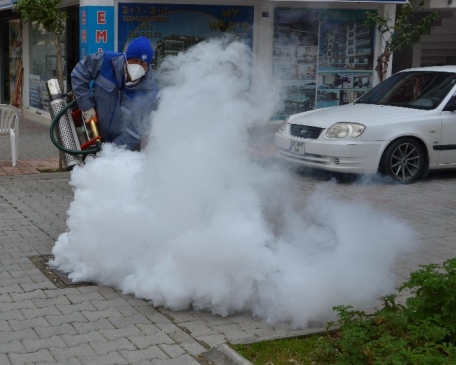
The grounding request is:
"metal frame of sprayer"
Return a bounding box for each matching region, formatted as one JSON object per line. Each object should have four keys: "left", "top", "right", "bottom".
{"left": 47, "top": 79, "right": 102, "bottom": 169}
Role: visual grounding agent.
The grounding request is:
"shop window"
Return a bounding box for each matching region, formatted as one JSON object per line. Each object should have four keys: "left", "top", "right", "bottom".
{"left": 29, "top": 22, "right": 66, "bottom": 113}
{"left": 272, "top": 7, "right": 375, "bottom": 117}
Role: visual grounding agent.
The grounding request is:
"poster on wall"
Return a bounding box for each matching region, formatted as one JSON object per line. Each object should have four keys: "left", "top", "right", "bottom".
{"left": 317, "top": 9, "right": 374, "bottom": 109}
{"left": 29, "top": 75, "right": 42, "bottom": 110}
{"left": 29, "top": 74, "right": 51, "bottom": 112}
{"left": 9, "top": 20, "right": 21, "bottom": 104}
{"left": 118, "top": 3, "right": 254, "bottom": 70}
{"left": 273, "top": 8, "right": 375, "bottom": 118}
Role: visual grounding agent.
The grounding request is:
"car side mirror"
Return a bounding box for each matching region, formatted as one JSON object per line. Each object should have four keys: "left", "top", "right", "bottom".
{"left": 443, "top": 96, "right": 456, "bottom": 111}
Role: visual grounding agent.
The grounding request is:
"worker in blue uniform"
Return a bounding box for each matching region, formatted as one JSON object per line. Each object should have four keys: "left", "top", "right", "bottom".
{"left": 71, "top": 36, "right": 159, "bottom": 150}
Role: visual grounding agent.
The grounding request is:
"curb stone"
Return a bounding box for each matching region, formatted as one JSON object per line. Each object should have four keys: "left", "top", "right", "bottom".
{"left": 0, "top": 171, "right": 71, "bottom": 182}
{"left": 204, "top": 344, "right": 254, "bottom": 365}
{"left": 203, "top": 326, "right": 332, "bottom": 365}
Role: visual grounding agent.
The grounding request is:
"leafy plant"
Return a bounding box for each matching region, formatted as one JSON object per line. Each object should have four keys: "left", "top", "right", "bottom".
{"left": 313, "top": 258, "right": 456, "bottom": 364}
{"left": 365, "top": 0, "right": 440, "bottom": 82}
{"left": 15, "top": 0, "right": 67, "bottom": 90}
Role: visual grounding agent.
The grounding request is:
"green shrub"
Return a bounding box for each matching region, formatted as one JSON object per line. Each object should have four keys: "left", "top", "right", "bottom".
{"left": 312, "top": 258, "right": 456, "bottom": 364}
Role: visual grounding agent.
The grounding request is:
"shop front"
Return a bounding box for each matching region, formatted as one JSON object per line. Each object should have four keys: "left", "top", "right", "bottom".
{"left": 19, "top": 0, "right": 406, "bottom": 123}
{"left": 0, "top": 2, "right": 21, "bottom": 106}
{"left": 20, "top": 3, "right": 79, "bottom": 123}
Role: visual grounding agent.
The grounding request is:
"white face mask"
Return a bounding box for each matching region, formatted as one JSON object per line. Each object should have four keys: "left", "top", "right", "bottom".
{"left": 126, "top": 63, "right": 146, "bottom": 81}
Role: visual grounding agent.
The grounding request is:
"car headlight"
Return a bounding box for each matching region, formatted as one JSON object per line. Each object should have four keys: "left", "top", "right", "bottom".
{"left": 279, "top": 117, "right": 289, "bottom": 132}
{"left": 325, "top": 122, "right": 365, "bottom": 138}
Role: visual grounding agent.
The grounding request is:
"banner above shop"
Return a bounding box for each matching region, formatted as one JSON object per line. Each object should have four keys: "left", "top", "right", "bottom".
{"left": 272, "top": 0, "right": 407, "bottom": 3}
{"left": 0, "top": 0, "right": 14, "bottom": 10}
{"left": 118, "top": 3, "right": 254, "bottom": 70}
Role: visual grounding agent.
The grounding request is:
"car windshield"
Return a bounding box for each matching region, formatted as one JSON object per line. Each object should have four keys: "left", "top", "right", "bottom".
{"left": 355, "top": 71, "right": 456, "bottom": 110}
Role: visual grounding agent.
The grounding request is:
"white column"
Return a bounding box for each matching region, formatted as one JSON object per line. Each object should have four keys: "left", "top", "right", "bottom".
{"left": 252, "top": 1, "right": 273, "bottom": 102}
{"left": 373, "top": 4, "right": 396, "bottom": 84}
{"left": 22, "top": 21, "right": 30, "bottom": 110}
{"left": 412, "top": 43, "right": 422, "bottom": 68}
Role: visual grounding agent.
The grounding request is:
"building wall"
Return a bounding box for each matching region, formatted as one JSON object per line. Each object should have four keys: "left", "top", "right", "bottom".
{"left": 19, "top": 0, "right": 396, "bottom": 124}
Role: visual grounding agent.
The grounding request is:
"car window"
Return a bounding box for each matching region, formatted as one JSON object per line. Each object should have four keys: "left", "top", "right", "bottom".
{"left": 355, "top": 71, "right": 456, "bottom": 110}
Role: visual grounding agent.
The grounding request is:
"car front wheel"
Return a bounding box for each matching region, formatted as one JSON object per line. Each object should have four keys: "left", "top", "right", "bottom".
{"left": 380, "top": 138, "right": 425, "bottom": 183}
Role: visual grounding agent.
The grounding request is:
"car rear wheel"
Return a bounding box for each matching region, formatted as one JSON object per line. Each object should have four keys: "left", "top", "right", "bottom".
{"left": 380, "top": 138, "right": 424, "bottom": 183}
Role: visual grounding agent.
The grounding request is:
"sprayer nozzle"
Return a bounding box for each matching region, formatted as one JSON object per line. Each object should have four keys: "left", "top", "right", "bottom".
{"left": 90, "top": 119, "right": 100, "bottom": 139}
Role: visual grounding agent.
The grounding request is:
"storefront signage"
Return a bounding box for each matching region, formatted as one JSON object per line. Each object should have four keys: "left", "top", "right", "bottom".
{"left": 117, "top": 3, "right": 254, "bottom": 70}
{"left": 0, "top": 0, "right": 14, "bottom": 10}
{"left": 79, "top": 6, "right": 114, "bottom": 59}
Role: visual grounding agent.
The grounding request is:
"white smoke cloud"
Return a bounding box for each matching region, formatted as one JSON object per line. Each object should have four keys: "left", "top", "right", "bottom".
{"left": 51, "top": 38, "right": 417, "bottom": 329}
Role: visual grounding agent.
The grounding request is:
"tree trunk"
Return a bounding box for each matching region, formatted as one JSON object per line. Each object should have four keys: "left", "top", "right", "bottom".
{"left": 375, "top": 57, "right": 384, "bottom": 83}
{"left": 375, "top": 51, "right": 391, "bottom": 83}
{"left": 56, "top": 35, "right": 64, "bottom": 91}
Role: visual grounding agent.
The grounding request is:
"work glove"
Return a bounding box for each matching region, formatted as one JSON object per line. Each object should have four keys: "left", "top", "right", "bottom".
{"left": 82, "top": 108, "right": 96, "bottom": 123}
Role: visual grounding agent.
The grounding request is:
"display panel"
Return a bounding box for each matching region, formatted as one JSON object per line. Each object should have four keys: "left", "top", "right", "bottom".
{"left": 273, "top": 8, "right": 375, "bottom": 118}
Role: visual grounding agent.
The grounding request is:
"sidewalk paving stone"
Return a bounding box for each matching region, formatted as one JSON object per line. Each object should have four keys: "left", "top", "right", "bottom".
{"left": 0, "top": 118, "right": 455, "bottom": 364}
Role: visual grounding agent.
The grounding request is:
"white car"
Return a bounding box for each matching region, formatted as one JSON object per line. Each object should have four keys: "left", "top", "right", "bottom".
{"left": 274, "top": 66, "right": 456, "bottom": 183}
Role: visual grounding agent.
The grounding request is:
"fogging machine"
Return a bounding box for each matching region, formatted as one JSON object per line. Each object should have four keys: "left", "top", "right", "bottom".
{"left": 47, "top": 79, "right": 102, "bottom": 169}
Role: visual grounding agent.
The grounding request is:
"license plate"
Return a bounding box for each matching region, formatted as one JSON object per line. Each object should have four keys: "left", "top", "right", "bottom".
{"left": 289, "top": 140, "right": 305, "bottom": 154}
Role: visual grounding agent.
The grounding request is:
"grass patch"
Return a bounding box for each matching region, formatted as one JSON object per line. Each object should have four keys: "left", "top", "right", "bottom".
{"left": 233, "top": 336, "right": 323, "bottom": 365}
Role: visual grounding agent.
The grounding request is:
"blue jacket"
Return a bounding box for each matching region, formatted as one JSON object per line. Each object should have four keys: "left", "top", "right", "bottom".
{"left": 71, "top": 51, "right": 159, "bottom": 149}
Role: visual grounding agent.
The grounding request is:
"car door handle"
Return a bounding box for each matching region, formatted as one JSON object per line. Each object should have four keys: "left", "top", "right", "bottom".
{"left": 429, "top": 129, "right": 436, "bottom": 133}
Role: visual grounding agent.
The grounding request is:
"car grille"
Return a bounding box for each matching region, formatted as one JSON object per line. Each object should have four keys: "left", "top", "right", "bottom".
{"left": 290, "top": 124, "right": 324, "bottom": 139}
